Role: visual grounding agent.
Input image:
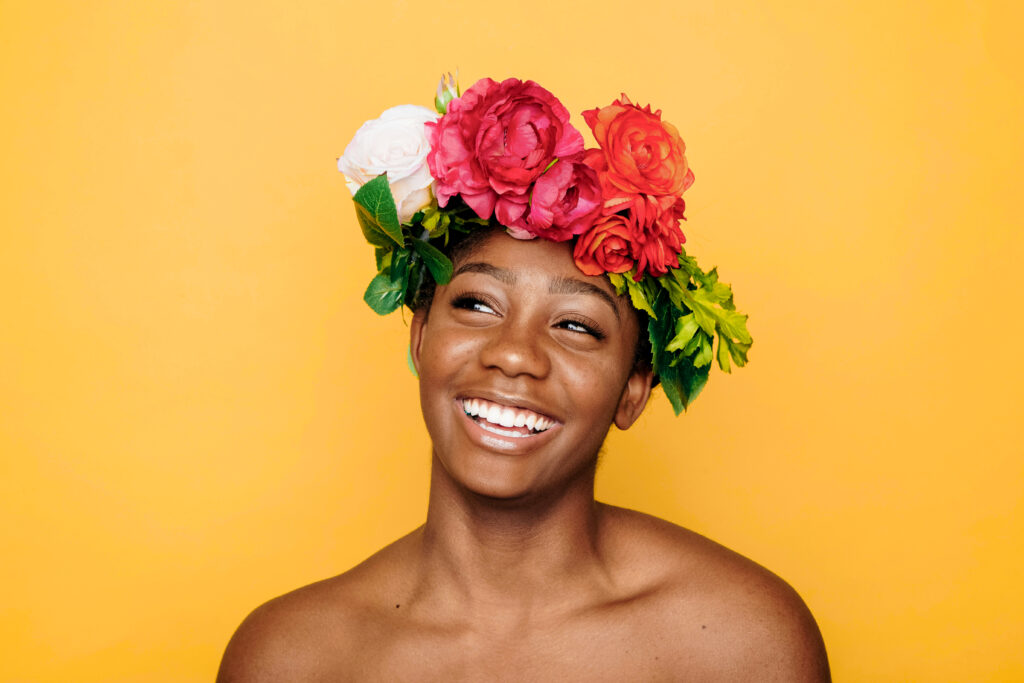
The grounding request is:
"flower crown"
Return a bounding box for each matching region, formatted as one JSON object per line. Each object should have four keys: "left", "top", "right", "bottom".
{"left": 338, "top": 73, "right": 751, "bottom": 414}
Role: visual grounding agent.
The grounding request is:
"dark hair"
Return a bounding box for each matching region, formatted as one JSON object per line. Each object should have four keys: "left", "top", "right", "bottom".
{"left": 412, "top": 226, "right": 654, "bottom": 379}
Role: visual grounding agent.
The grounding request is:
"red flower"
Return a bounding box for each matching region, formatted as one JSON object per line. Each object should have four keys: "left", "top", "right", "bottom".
{"left": 583, "top": 94, "right": 694, "bottom": 198}
{"left": 573, "top": 214, "right": 635, "bottom": 276}
{"left": 426, "top": 78, "right": 584, "bottom": 221}
{"left": 500, "top": 158, "right": 602, "bottom": 242}
{"left": 574, "top": 194, "right": 686, "bottom": 279}
{"left": 576, "top": 94, "right": 693, "bottom": 278}
{"left": 632, "top": 194, "right": 687, "bottom": 278}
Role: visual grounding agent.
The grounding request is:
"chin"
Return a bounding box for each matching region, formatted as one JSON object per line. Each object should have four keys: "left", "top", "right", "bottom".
{"left": 437, "top": 443, "right": 599, "bottom": 506}
{"left": 444, "top": 453, "right": 542, "bottom": 501}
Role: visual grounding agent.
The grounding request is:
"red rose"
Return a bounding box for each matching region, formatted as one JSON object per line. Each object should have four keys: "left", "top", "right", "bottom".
{"left": 629, "top": 194, "right": 687, "bottom": 278}
{"left": 426, "top": 78, "right": 585, "bottom": 221}
{"left": 583, "top": 94, "right": 694, "bottom": 198}
{"left": 573, "top": 214, "right": 636, "bottom": 276}
{"left": 582, "top": 148, "right": 634, "bottom": 216}
{"left": 573, "top": 193, "right": 686, "bottom": 278}
{"left": 500, "top": 158, "right": 602, "bottom": 242}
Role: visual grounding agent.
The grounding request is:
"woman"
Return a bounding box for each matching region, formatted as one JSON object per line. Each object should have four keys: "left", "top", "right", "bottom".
{"left": 218, "top": 76, "right": 829, "bottom": 681}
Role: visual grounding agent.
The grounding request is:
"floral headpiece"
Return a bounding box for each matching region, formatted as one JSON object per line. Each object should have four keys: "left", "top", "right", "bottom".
{"left": 338, "top": 73, "right": 751, "bottom": 414}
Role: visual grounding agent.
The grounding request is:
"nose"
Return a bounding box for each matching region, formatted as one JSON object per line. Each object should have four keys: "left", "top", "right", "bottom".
{"left": 477, "top": 313, "right": 552, "bottom": 379}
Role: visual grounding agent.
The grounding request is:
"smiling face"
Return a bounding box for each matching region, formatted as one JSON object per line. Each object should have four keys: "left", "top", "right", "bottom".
{"left": 410, "top": 229, "right": 654, "bottom": 502}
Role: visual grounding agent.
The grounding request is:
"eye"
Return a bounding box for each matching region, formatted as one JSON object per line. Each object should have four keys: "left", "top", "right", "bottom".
{"left": 556, "top": 317, "right": 606, "bottom": 340}
{"left": 451, "top": 294, "right": 498, "bottom": 315}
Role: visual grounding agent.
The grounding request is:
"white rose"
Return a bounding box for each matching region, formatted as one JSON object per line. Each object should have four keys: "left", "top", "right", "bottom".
{"left": 337, "top": 104, "right": 439, "bottom": 224}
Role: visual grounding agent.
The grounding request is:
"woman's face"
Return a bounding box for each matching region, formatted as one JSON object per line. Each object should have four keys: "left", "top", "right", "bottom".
{"left": 410, "top": 230, "right": 653, "bottom": 501}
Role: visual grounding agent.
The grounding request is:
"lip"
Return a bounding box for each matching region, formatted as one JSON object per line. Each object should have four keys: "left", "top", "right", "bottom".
{"left": 452, "top": 395, "right": 562, "bottom": 455}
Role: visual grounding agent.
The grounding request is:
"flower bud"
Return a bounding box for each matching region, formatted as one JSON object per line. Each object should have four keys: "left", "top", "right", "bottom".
{"left": 434, "top": 70, "right": 460, "bottom": 114}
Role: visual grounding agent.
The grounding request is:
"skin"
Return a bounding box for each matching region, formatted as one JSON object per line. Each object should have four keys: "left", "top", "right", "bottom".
{"left": 218, "top": 232, "right": 830, "bottom": 682}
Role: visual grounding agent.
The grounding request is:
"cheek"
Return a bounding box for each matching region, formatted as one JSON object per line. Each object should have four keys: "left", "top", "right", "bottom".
{"left": 419, "top": 325, "right": 482, "bottom": 383}
{"left": 416, "top": 324, "right": 485, "bottom": 435}
{"left": 562, "top": 356, "right": 632, "bottom": 422}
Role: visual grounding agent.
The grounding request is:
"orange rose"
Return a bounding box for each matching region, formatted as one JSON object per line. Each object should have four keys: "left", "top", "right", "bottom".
{"left": 583, "top": 95, "right": 695, "bottom": 198}
{"left": 573, "top": 214, "right": 635, "bottom": 276}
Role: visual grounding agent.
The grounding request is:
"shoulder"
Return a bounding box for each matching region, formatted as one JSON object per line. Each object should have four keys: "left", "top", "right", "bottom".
{"left": 217, "top": 532, "right": 420, "bottom": 682}
{"left": 216, "top": 575, "right": 363, "bottom": 682}
{"left": 601, "top": 505, "right": 831, "bottom": 682}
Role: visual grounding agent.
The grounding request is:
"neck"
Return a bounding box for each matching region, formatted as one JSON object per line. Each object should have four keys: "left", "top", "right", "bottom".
{"left": 415, "top": 452, "right": 609, "bottom": 620}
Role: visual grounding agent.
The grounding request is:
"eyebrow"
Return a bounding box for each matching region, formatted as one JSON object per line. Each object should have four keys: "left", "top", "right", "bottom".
{"left": 452, "top": 261, "right": 620, "bottom": 322}
{"left": 549, "top": 276, "right": 620, "bottom": 322}
{"left": 452, "top": 262, "right": 516, "bottom": 285}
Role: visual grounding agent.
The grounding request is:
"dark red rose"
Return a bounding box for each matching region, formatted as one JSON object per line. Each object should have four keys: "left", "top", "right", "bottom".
{"left": 426, "top": 78, "right": 585, "bottom": 221}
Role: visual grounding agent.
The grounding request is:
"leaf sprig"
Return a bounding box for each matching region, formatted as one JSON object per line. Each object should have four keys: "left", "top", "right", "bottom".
{"left": 607, "top": 256, "right": 751, "bottom": 414}
{"left": 355, "top": 174, "right": 487, "bottom": 314}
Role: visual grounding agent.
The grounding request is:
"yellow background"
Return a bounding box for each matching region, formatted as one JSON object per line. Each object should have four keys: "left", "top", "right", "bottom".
{"left": 1, "top": 1, "right": 1021, "bottom": 680}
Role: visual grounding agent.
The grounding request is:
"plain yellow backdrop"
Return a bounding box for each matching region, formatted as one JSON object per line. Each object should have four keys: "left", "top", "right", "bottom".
{"left": 2, "top": 0, "right": 1022, "bottom": 680}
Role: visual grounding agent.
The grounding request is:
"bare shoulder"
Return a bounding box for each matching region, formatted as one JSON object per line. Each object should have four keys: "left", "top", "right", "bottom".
{"left": 216, "top": 530, "right": 420, "bottom": 683}
{"left": 601, "top": 504, "right": 830, "bottom": 682}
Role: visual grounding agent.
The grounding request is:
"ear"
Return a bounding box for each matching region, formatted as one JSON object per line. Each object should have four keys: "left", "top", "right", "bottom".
{"left": 614, "top": 364, "right": 655, "bottom": 430}
{"left": 409, "top": 308, "right": 428, "bottom": 376}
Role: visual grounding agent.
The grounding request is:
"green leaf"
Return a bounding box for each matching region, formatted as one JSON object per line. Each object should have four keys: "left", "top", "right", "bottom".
{"left": 683, "top": 362, "right": 710, "bottom": 406}
{"left": 404, "top": 255, "right": 425, "bottom": 309}
{"left": 682, "top": 289, "right": 718, "bottom": 337}
{"left": 353, "top": 175, "right": 403, "bottom": 246}
{"left": 365, "top": 246, "right": 413, "bottom": 315}
{"left": 607, "top": 272, "right": 627, "bottom": 295}
{"left": 646, "top": 290, "right": 674, "bottom": 375}
{"left": 363, "top": 272, "right": 404, "bottom": 315}
{"left": 726, "top": 338, "right": 751, "bottom": 367}
{"left": 660, "top": 369, "right": 686, "bottom": 415}
{"left": 356, "top": 209, "right": 393, "bottom": 248}
{"left": 717, "top": 309, "right": 753, "bottom": 344}
{"left": 681, "top": 328, "right": 703, "bottom": 357}
{"left": 625, "top": 277, "right": 657, "bottom": 319}
{"left": 389, "top": 247, "right": 411, "bottom": 283}
{"left": 374, "top": 247, "right": 391, "bottom": 272}
{"left": 717, "top": 335, "right": 732, "bottom": 373}
{"left": 411, "top": 238, "right": 454, "bottom": 285}
{"left": 659, "top": 361, "right": 710, "bottom": 415}
{"left": 693, "top": 333, "right": 713, "bottom": 368}
{"left": 666, "top": 313, "right": 699, "bottom": 353}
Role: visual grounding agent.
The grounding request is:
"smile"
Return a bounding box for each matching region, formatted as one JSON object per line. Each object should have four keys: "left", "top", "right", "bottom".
{"left": 461, "top": 398, "right": 556, "bottom": 438}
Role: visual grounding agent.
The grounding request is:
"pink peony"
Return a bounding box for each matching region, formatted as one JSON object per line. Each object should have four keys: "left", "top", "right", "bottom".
{"left": 426, "top": 78, "right": 585, "bottom": 221}
{"left": 499, "top": 158, "right": 602, "bottom": 242}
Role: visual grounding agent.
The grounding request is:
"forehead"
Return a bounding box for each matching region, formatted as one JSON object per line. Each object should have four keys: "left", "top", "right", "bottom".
{"left": 453, "top": 230, "right": 616, "bottom": 295}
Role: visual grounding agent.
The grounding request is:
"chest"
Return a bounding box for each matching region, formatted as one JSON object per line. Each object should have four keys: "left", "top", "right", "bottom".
{"left": 345, "top": 612, "right": 693, "bottom": 682}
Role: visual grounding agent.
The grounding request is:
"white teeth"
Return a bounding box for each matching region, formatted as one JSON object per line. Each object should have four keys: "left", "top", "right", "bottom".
{"left": 462, "top": 398, "right": 556, "bottom": 433}
{"left": 479, "top": 422, "right": 530, "bottom": 438}
{"left": 499, "top": 408, "right": 515, "bottom": 427}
